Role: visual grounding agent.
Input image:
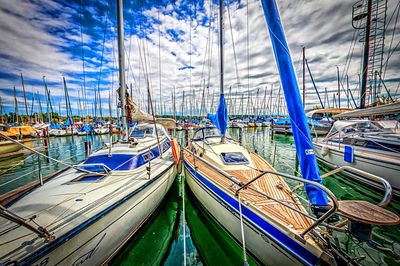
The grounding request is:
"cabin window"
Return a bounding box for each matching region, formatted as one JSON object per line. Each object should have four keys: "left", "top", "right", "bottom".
{"left": 162, "top": 140, "right": 171, "bottom": 153}
{"left": 131, "top": 126, "right": 154, "bottom": 138}
{"left": 130, "top": 124, "right": 166, "bottom": 139}
{"left": 142, "top": 151, "right": 154, "bottom": 162}
{"left": 220, "top": 152, "right": 249, "bottom": 165}
{"left": 75, "top": 174, "right": 106, "bottom": 182}
{"left": 73, "top": 164, "right": 110, "bottom": 182}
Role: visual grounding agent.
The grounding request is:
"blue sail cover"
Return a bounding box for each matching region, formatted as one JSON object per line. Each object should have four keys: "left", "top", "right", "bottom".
{"left": 207, "top": 93, "right": 228, "bottom": 135}
{"left": 260, "top": 0, "right": 328, "bottom": 206}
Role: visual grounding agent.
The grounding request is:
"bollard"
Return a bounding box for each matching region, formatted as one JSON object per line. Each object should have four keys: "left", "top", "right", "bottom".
{"left": 272, "top": 142, "right": 277, "bottom": 168}
{"left": 238, "top": 127, "right": 243, "bottom": 145}
{"left": 43, "top": 128, "right": 50, "bottom": 162}
{"left": 185, "top": 129, "right": 189, "bottom": 147}
{"left": 37, "top": 154, "right": 43, "bottom": 186}
{"left": 85, "top": 140, "right": 92, "bottom": 158}
{"left": 294, "top": 154, "right": 299, "bottom": 176}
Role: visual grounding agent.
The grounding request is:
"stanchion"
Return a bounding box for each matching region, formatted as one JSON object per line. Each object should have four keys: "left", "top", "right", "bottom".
{"left": 85, "top": 138, "right": 92, "bottom": 158}
{"left": 239, "top": 127, "right": 243, "bottom": 145}
{"left": 37, "top": 154, "right": 43, "bottom": 186}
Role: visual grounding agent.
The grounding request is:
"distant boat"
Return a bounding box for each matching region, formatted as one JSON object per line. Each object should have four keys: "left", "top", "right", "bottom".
{"left": 271, "top": 117, "right": 331, "bottom": 136}
{"left": 93, "top": 126, "right": 109, "bottom": 135}
{"left": 0, "top": 140, "right": 23, "bottom": 155}
{"left": 314, "top": 119, "right": 400, "bottom": 196}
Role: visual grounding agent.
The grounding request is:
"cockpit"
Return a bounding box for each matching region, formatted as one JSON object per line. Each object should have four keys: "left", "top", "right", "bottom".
{"left": 129, "top": 123, "right": 167, "bottom": 139}
{"left": 192, "top": 127, "right": 231, "bottom": 142}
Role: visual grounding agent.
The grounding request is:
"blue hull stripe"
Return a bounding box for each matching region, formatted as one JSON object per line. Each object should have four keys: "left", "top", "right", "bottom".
{"left": 184, "top": 161, "right": 318, "bottom": 266}
{"left": 18, "top": 163, "right": 175, "bottom": 265}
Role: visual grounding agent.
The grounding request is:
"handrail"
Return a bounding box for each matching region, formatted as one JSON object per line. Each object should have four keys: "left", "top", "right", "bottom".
{"left": 320, "top": 165, "right": 392, "bottom": 207}
{"left": 183, "top": 147, "right": 339, "bottom": 237}
{"left": 183, "top": 147, "right": 243, "bottom": 186}
{"left": 0, "top": 205, "right": 53, "bottom": 241}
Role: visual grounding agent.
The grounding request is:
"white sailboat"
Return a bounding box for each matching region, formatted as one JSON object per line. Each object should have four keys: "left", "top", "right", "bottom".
{"left": 184, "top": 0, "right": 400, "bottom": 265}
{"left": 0, "top": 1, "right": 177, "bottom": 264}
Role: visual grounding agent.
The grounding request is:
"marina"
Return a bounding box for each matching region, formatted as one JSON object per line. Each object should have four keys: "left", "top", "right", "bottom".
{"left": 0, "top": 0, "right": 399, "bottom": 265}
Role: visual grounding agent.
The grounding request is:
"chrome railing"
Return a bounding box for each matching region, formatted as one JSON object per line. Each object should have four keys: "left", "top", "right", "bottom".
{"left": 183, "top": 147, "right": 339, "bottom": 238}
{"left": 321, "top": 165, "right": 393, "bottom": 207}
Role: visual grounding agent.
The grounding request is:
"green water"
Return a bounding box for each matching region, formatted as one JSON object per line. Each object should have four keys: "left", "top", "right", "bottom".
{"left": 1, "top": 128, "right": 399, "bottom": 265}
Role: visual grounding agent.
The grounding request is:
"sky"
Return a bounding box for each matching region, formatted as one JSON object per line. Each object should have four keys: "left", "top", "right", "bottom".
{"left": 0, "top": 0, "right": 399, "bottom": 118}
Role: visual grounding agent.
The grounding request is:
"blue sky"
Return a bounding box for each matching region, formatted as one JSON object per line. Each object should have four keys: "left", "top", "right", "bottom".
{"left": 0, "top": 0, "right": 399, "bottom": 117}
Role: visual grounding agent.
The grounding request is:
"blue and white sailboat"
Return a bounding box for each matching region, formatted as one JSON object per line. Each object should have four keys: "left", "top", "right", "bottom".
{"left": 183, "top": 0, "right": 399, "bottom": 265}
{"left": 0, "top": 0, "right": 176, "bottom": 264}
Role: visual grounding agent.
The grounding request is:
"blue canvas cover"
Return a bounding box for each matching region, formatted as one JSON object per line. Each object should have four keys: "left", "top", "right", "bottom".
{"left": 260, "top": 0, "right": 328, "bottom": 206}
{"left": 207, "top": 93, "right": 228, "bottom": 135}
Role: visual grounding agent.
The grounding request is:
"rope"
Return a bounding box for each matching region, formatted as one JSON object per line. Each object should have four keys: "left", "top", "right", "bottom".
{"left": 238, "top": 194, "right": 248, "bottom": 266}
{"left": 181, "top": 172, "right": 186, "bottom": 266}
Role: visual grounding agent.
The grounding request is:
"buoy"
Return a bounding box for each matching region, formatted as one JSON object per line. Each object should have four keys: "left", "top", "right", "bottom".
{"left": 171, "top": 139, "right": 180, "bottom": 164}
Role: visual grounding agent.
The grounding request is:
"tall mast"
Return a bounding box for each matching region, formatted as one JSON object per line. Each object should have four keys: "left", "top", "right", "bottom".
{"left": 13, "top": 86, "right": 19, "bottom": 124}
{"left": 43, "top": 76, "right": 52, "bottom": 122}
{"left": 359, "top": 0, "right": 372, "bottom": 109}
{"left": 337, "top": 66, "right": 340, "bottom": 109}
{"left": 219, "top": 0, "right": 224, "bottom": 96}
{"left": 219, "top": 0, "right": 224, "bottom": 136}
{"left": 117, "top": 0, "right": 128, "bottom": 139}
{"left": 302, "top": 47, "right": 305, "bottom": 108}
{"left": 20, "top": 72, "right": 30, "bottom": 125}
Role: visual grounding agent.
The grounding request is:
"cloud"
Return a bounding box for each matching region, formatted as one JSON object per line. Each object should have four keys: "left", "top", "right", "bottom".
{"left": 0, "top": 0, "right": 399, "bottom": 117}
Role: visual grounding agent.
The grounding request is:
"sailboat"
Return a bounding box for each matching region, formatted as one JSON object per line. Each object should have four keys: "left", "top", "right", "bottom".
{"left": 0, "top": 1, "right": 177, "bottom": 264}
{"left": 183, "top": 0, "right": 399, "bottom": 265}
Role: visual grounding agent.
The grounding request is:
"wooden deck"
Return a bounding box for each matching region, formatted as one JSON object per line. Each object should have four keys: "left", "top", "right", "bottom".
{"left": 184, "top": 151, "right": 312, "bottom": 232}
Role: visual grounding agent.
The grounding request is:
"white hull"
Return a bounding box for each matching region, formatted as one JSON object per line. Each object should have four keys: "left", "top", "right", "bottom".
{"left": 0, "top": 125, "right": 177, "bottom": 265}
{"left": 37, "top": 165, "right": 175, "bottom": 265}
{"left": 1, "top": 163, "right": 176, "bottom": 265}
{"left": 0, "top": 141, "right": 23, "bottom": 155}
{"left": 94, "top": 128, "right": 109, "bottom": 135}
{"left": 184, "top": 163, "right": 320, "bottom": 265}
{"left": 314, "top": 142, "right": 400, "bottom": 196}
{"left": 48, "top": 129, "right": 68, "bottom": 136}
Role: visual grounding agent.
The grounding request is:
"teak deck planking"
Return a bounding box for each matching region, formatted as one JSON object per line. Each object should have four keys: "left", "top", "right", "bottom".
{"left": 184, "top": 151, "right": 312, "bottom": 232}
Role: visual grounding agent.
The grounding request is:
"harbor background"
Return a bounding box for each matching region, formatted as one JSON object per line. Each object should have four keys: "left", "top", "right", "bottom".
{"left": 1, "top": 127, "right": 398, "bottom": 265}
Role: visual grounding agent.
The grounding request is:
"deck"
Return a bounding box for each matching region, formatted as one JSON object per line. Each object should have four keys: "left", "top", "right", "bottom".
{"left": 184, "top": 151, "right": 312, "bottom": 232}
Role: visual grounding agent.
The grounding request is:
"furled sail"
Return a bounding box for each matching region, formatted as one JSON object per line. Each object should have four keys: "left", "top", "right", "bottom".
{"left": 117, "top": 86, "right": 152, "bottom": 123}
{"left": 207, "top": 93, "right": 228, "bottom": 135}
{"left": 260, "top": 0, "right": 328, "bottom": 207}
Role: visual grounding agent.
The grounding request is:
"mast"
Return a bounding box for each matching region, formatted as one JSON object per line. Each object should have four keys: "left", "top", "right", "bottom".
{"left": 13, "top": 86, "right": 19, "bottom": 124}
{"left": 302, "top": 46, "right": 305, "bottom": 107}
{"left": 359, "top": 0, "right": 372, "bottom": 109}
{"left": 43, "top": 76, "right": 53, "bottom": 122}
{"left": 336, "top": 66, "right": 340, "bottom": 109}
{"left": 117, "top": 0, "right": 128, "bottom": 139}
{"left": 0, "top": 96, "right": 3, "bottom": 124}
{"left": 20, "top": 72, "right": 30, "bottom": 124}
{"left": 219, "top": 0, "right": 225, "bottom": 142}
